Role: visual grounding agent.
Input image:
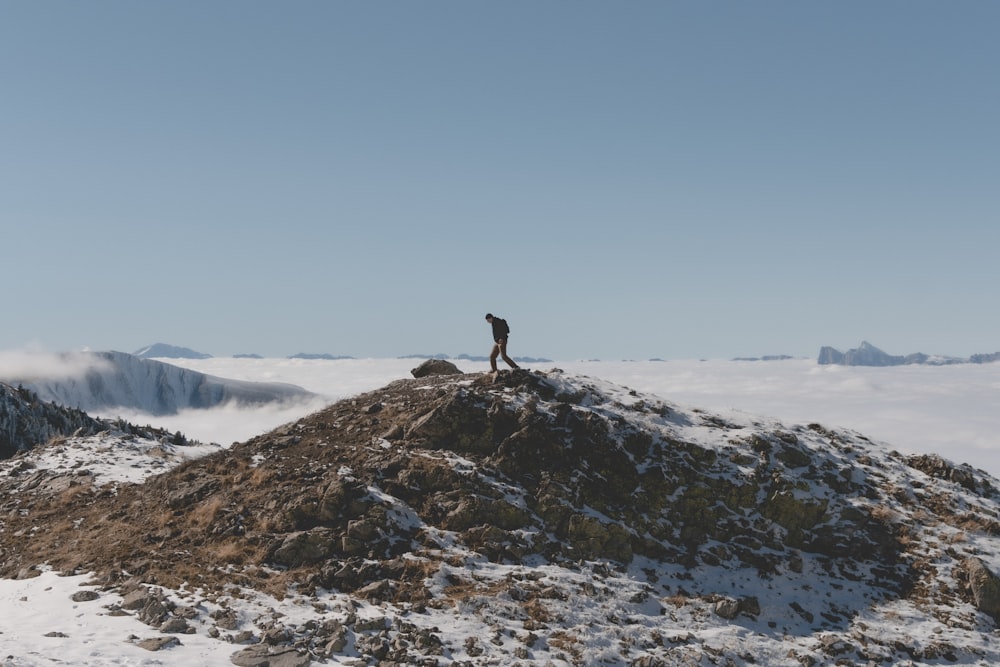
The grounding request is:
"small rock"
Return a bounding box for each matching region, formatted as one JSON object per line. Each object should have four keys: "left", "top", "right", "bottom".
{"left": 230, "top": 644, "right": 313, "bottom": 667}
{"left": 382, "top": 424, "right": 404, "bottom": 440}
{"left": 715, "top": 597, "right": 742, "bottom": 620}
{"left": 136, "top": 635, "right": 181, "bottom": 651}
{"left": 159, "top": 617, "right": 194, "bottom": 634}
{"left": 71, "top": 590, "right": 100, "bottom": 602}
{"left": 213, "top": 608, "right": 240, "bottom": 630}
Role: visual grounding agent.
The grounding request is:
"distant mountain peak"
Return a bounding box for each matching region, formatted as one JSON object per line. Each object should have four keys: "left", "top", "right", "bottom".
{"left": 134, "top": 343, "right": 212, "bottom": 359}
{"left": 818, "top": 341, "right": 996, "bottom": 366}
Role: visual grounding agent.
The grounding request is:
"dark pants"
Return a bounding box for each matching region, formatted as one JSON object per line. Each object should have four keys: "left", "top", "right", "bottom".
{"left": 490, "top": 337, "right": 518, "bottom": 371}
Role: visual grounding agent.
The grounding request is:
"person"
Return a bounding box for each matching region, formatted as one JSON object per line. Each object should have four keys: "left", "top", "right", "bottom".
{"left": 485, "top": 313, "right": 520, "bottom": 372}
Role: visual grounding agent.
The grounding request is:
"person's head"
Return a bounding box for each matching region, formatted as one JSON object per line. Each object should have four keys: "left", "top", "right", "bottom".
{"left": 485, "top": 313, "right": 494, "bottom": 322}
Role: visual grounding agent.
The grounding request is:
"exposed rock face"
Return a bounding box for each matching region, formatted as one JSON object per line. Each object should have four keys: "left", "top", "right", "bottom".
{"left": 3, "top": 368, "right": 1000, "bottom": 665}
{"left": 409, "top": 359, "right": 462, "bottom": 378}
{"left": 0, "top": 382, "right": 104, "bottom": 458}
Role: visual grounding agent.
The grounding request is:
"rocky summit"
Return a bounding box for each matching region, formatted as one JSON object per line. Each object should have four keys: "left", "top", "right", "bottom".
{"left": 3, "top": 369, "right": 1000, "bottom": 666}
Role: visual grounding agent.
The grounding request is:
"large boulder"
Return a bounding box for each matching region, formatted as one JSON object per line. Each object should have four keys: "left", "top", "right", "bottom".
{"left": 410, "top": 359, "right": 462, "bottom": 378}
{"left": 961, "top": 557, "right": 1000, "bottom": 621}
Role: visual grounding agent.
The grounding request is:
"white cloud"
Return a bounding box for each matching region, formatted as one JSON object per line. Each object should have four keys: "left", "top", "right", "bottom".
{"left": 97, "top": 396, "right": 332, "bottom": 447}
{"left": 0, "top": 346, "right": 111, "bottom": 382}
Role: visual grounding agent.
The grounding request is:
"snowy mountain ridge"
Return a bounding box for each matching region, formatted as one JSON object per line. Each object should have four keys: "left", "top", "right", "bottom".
{"left": 4, "top": 350, "right": 315, "bottom": 416}
{"left": 2, "top": 369, "right": 1000, "bottom": 666}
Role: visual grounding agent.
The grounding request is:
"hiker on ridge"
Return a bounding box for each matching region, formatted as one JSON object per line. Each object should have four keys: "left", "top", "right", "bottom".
{"left": 485, "top": 313, "right": 520, "bottom": 372}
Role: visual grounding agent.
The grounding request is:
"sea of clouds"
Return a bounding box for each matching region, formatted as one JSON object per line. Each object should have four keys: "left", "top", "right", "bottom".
{"left": 3, "top": 349, "right": 997, "bottom": 479}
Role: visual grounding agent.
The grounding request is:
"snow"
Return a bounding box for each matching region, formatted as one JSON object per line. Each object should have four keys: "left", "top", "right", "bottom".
{"left": 2, "top": 357, "right": 1000, "bottom": 666}
{"left": 0, "top": 431, "right": 223, "bottom": 487}
{"left": 0, "top": 569, "right": 238, "bottom": 666}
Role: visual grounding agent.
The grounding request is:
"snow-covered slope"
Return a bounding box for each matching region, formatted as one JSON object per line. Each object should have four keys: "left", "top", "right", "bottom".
{"left": 2, "top": 369, "right": 999, "bottom": 666}
{"left": 8, "top": 350, "right": 314, "bottom": 416}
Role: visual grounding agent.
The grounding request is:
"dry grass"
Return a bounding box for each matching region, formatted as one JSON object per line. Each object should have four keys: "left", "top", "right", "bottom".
{"left": 522, "top": 598, "right": 552, "bottom": 623}
{"left": 204, "top": 538, "right": 257, "bottom": 566}
{"left": 249, "top": 467, "right": 274, "bottom": 486}
{"left": 56, "top": 481, "right": 93, "bottom": 504}
{"left": 190, "top": 496, "right": 227, "bottom": 528}
{"left": 869, "top": 504, "right": 897, "bottom": 523}
{"left": 662, "top": 593, "right": 691, "bottom": 608}
{"left": 944, "top": 531, "right": 968, "bottom": 544}
{"left": 548, "top": 630, "right": 584, "bottom": 665}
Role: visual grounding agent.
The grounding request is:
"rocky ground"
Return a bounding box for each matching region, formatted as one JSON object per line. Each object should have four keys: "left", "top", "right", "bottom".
{"left": 2, "top": 368, "right": 1000, "bottom": 665}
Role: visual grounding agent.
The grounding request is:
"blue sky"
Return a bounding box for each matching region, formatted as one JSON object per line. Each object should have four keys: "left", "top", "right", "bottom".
{"left": 2, "top": 1, "right": 998, "bottom": 361}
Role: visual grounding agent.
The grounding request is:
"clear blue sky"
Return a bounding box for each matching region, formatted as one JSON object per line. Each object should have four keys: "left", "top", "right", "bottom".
{"left": 2, "top": 1, "right": 998, "bottom": 360}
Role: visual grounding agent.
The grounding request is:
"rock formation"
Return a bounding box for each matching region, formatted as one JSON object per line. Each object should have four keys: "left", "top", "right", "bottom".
{"left": 0, "top": 382, "right": 103, "bottom": 458}
{"left": 409, "top": 359, "right": 462, "bottom": 378}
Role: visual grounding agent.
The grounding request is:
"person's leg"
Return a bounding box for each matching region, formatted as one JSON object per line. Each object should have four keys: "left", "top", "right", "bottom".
{"left": 489, "top": 343, "right": 500, "bottom": 372}
{"left": 498, "top": 339, "right": 519, "bottom": 369}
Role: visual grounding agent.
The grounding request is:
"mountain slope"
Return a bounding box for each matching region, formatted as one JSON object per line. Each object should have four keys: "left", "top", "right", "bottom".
{"left": 0, "top": 382, "right": 103, "bottom": 458}
{"left": 2, "top": 369, "right": 999, "bottom": 666}
{"left": 11, "top": 350, "right": 314, "bottom": 415}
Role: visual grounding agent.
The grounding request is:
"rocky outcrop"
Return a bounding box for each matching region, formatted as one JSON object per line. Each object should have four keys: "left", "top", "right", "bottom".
{"left": 0, "top": 382, "right": 103, "bottom": 458}
{"left": 409, "top": 359, "right": 462, "bottom": 378}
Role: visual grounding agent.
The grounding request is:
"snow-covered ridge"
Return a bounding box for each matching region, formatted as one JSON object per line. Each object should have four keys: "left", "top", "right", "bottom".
{"left": 5, "top": 350, "right": 315, "bottom": 416}
{"left": 0, "top": 428, "right": 222, "bottom": 488}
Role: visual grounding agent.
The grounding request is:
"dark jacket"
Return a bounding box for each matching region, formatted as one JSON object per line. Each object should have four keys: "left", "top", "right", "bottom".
{"left": 491, "top": 317, "right": 510, "bottom": 342}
